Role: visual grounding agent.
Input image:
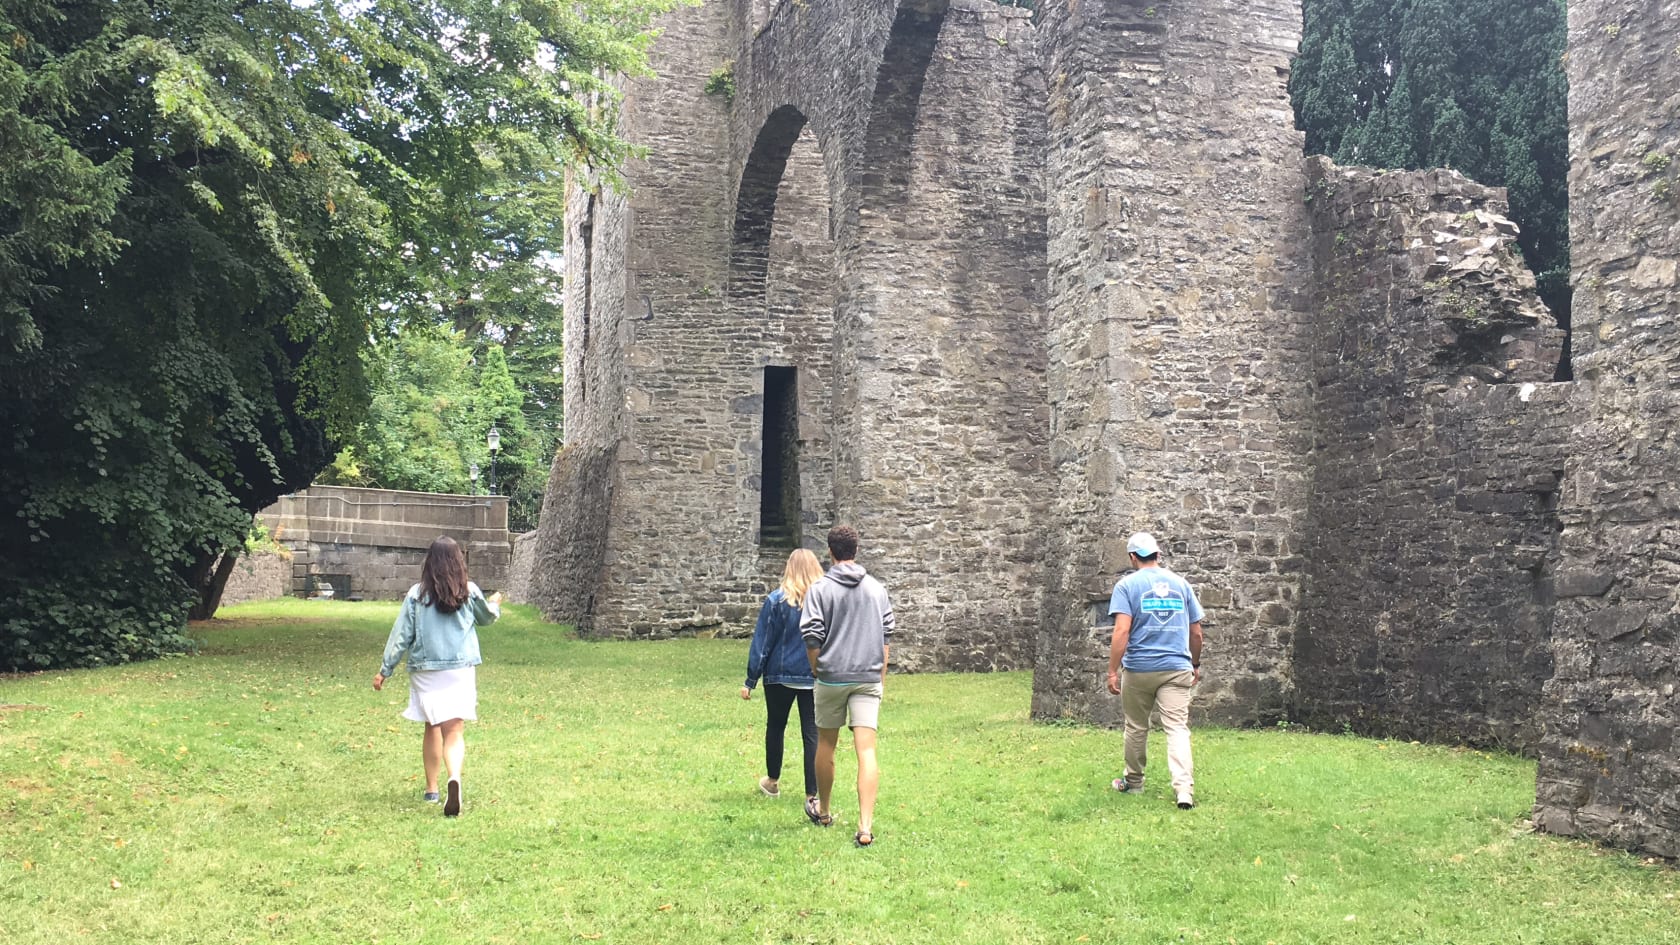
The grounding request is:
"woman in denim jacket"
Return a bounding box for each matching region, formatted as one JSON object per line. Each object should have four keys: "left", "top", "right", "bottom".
{"left": 739, "top": 548, "right": 823, "bottom": 801}
{"left": 374, "top": 536, "right": 500, "bottom": 816}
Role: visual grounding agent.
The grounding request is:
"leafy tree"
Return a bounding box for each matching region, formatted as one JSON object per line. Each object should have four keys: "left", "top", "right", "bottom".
{"left": 0, "top": 0, "right": 678, "bottom": 669}
{"left": 322, "top": 326, "right": 555, "bottom": 531}
{"left": 1290, "top": 0, "right": 1570, "bottom": 372}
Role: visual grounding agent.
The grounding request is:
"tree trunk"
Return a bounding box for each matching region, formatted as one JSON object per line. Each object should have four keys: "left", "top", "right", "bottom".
{"left": 188, "top": 550, "right": 241, "bottom": 620}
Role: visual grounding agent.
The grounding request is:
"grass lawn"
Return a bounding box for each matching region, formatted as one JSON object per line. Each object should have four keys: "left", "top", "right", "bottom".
{"left": 2, "top": 599, "right": 1675, "bottom": 944}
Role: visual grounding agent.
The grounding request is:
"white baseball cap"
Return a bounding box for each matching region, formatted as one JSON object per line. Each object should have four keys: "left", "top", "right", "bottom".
{"left": 1126, "top": 532, "right": 1161, "bottom": 557}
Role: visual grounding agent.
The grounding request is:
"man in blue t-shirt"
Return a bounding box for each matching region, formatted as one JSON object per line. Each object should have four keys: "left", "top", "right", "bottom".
{"left": 1105, "top": 531, "right": 1204, "bottom": 809}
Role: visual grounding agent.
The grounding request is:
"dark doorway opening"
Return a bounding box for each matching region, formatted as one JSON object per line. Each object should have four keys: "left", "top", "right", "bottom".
{"left": 760, "top": 366, "right": 801, "bottom": 548}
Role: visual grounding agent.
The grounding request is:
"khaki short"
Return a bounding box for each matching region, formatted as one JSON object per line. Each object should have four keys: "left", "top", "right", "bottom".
{"left": 814, "top": 681, "right": 883, "bottom": 730}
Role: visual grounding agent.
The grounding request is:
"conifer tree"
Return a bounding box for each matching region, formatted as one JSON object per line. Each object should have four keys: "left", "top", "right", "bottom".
{"left": 1291, "top": 0, "right": 1570, "bottom": 354}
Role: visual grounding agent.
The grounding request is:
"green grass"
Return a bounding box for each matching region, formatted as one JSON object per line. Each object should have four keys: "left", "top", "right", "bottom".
{"left": 2, "top": 599, "right": 1676, "bottom": 944}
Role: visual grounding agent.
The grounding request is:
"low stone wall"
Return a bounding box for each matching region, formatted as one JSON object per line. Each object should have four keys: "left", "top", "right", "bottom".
{"left": 1294, "top": 159, "right": 1568, "bottom": 750}
{"left": 217, "top": 550, "right": 292, "bottom": 608}
{"left": 259, "top": 485, "right": 512, "bottom": 600}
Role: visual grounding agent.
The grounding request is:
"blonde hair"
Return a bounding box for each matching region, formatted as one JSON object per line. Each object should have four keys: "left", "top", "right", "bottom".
{"left": 779, "top": 548, "right": 823, "bottom": 609}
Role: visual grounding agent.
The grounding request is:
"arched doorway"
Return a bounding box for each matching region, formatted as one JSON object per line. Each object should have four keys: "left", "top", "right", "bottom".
{"left": 729, "top": 105, "right": 839, "bottom": 552}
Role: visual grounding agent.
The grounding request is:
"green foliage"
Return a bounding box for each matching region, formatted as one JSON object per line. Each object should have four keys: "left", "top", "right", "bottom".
{"left": 5, "top": 601, "right": 1680, "bottom": 943}
{"left": 242, "top": 521, "right": 287, "bottom": 557}
{"left": 0, "top": 0, "right": 681, "bottom": 670}
{"left": 1291, "top": 0, "right": 1571, "bottom": 342}
{"left": 704, "top": 60, "right": 736, "bottom": 103}
{"left": 319, "top": 322, "right": 558, "bottom": 531}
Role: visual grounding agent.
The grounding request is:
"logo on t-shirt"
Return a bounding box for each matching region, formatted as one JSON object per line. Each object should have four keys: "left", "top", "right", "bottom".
{"left": 1140, "top": 580, "right": 1186, "bottom": 625}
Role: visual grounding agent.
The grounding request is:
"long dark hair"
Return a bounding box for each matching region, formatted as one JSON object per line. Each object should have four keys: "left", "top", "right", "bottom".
{"left": 420, "top": 536, "right": 471, "bottom": 613}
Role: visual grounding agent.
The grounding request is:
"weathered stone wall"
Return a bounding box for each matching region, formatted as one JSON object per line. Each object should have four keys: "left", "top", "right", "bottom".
{"left": 529, "top": 443, "right": 619, "bottom": 627}
{"left": 1031, "top": 0, "right": 1316, "bottom": 726}
{"left": 828, "top": 2, "right": 1049, "bottom": 671}
{"left": 259, "top": 486, "right": 511, "bottom": 600}
{"left": 1535, "top": 0, "right": 1680, "bottom": 858}
{"left": 514, "top": 0, "right": 1680, "bottom": 862}
{"left": 532, "top": 0, "right": 1051, "bottom": 668}
{"left": 216, "top": 550, "right": 291, "bottom": 609}
{"left": 506, "top": 531, "right": 538, "bottom": 604}
{"left": 533, "top": 1, "right": 732, "bottom": 636}
{"left": 1294, "top": 159, "right": 1569, "bottom": 748}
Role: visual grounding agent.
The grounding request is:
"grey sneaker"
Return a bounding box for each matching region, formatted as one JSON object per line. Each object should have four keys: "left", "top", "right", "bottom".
{"left": 424, "top": 791, "right": 441, "bottom": 804}
{"left": 1111, "top": 778, "right": 1144, "bottom": 794}
{"left": 1176, "top": 792, "right": 1195, "bottom": 810}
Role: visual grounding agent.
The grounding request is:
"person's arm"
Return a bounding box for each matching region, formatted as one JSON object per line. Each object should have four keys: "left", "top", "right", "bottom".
{"left": 800, "top": 590, "right": 827, "bottom": 675}
{"left": 1189, "top": 620, "right": 1204, "bottom": 683}
{"left": 375, "top": 596, "right": 418, "bottom": 688}
{"left": 743, "top": 595, "right": 775, "bottom": 697}
{"left": 1186, "top": 582, "right": 1205, "bottom": 683}
{"left": 880, "top": 595, "right": 894, "bottom": 685}
{"left": 466, "top": 584, "right": 501, "bottom": 627}
{"left": 1106, "top": 613, "right": 1132, "bottom": 695}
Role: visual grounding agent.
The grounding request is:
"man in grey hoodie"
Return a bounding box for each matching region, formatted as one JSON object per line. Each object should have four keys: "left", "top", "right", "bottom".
{"left": 800, "top": 523, "right": 894, "bottom": 847}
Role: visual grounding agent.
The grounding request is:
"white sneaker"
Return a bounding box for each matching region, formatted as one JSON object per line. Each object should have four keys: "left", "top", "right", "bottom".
{"left": 1175, "top": 792, "right": 1194, "bottom": 810}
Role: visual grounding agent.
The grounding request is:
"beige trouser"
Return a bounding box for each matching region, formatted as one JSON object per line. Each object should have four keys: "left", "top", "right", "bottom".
{"left": 1119, "top": 669, "right": 1195, "bottom": 796}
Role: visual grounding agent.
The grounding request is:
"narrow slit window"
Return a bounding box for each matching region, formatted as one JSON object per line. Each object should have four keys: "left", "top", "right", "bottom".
{"left": 760, "top": 366, "right": 800, "bottom": 548}
{"left": 578, "top": 200, "right": 594, "bottom": 353}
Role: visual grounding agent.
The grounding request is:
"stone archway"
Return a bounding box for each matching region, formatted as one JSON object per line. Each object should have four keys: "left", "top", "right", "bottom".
{"left": 728, "top": 105, "right": 839, "bottom": 554}
{"left": 534, "top": 0, "right": 1050, "bottom": 669}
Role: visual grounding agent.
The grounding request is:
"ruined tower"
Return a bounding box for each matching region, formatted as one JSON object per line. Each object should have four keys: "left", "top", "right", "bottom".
{"left": 530, "top": 0, "right": 1050, "bottom": 672}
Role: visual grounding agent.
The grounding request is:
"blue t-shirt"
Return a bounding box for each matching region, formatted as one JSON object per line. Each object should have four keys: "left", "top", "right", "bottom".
{"left": 1108, "top": 567, "right": 1203, "bottom": 672}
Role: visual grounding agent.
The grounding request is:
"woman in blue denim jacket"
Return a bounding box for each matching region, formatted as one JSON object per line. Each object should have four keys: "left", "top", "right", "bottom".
{"left": 373, "top": 536, "right": 500, "bottom": 816}
{"left": 739, "top": 548, "right": 823, "bottom": 801}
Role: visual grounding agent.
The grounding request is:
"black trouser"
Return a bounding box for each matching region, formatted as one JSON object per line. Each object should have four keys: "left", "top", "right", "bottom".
{"left": 763, "top": 683, "right": 817, "bottom": 797}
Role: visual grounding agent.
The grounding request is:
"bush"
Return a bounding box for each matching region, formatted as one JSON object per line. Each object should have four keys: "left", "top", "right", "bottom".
{"left": 3, "top": 564, "right": 198, "bottom": 671}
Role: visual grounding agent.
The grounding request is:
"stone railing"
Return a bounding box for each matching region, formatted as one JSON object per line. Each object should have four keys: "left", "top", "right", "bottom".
{"left": 259, "top": 485, "right": 512, "bottom": 600}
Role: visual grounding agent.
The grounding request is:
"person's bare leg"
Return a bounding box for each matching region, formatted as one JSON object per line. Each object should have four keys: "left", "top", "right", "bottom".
{"left": 852, "top": 726, "right": 879, "bottom": 837}
{"left": 441, "top": 718, "right": 466, "bottom": 783}
{"left": 423, "top": 723, "right": 443, "bottom": 793}
{"left": 816, "top": 726, "right": 840, "bottom": 816}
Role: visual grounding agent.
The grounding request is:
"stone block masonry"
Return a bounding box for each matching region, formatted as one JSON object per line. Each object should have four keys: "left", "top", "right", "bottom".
{"left": 507, "top": 531, "right": 538, "bottom": 604}
{"left": 1295, "top": 159, "right": 1569, "bottom": 748}
{"left": 1031, "top": 0, "right": 1317, "bottom": 727}
{"left": 533, "top": 0, "right": 1051, "bottom": 671}
{"left": 259, "top": 486, "right": 511, "bottom": 600}
{"left": 216, "top": 550, "right": 292, "bottom": 609}
{"left": 1535, "top": 0, "right": 1680, "bottom": 858}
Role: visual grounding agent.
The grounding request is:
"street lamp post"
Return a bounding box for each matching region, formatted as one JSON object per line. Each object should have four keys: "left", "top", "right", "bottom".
{"left": 469, "top": 463, "right": 480, "bottom": 496}
{"left": 486, "top": 425, "right": 501, "bottom": 495}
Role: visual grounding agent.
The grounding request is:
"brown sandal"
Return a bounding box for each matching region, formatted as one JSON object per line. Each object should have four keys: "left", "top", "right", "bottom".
{"left": 804, "top": 796, "right": 833, "bottom": 827}
{"left": 854, "top": 830, "right": 874, "bottom": 847}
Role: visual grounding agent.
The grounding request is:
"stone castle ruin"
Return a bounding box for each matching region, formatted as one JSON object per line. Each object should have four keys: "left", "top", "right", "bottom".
{"left": 524, "top": 0, "right": 1679, "bottom": 859}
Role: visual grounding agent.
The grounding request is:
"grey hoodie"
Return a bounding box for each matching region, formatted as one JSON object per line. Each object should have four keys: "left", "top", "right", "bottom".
{"left": 799, "top": 562, "right": 895, "bottom": 684}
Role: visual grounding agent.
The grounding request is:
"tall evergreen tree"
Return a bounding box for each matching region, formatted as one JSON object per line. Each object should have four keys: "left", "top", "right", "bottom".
{"left": 1290, "top": 0, "right": 1570, "bottom": 368}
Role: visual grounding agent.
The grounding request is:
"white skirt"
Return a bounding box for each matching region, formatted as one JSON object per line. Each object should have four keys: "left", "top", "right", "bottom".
{"left": 402, "top": 667, "right": 478, "bottom": 724}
